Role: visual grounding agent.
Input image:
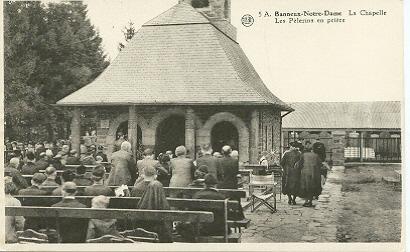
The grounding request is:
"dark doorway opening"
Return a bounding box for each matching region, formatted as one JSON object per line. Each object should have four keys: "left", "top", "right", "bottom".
{"left": 116, "top": 121, "right": 142, "bottom": 147}
{"left": 211, "top": 121, "right": 239, "bottom": 153}
{"left": 156, "top": 115, "right": 185, "bottom": 156}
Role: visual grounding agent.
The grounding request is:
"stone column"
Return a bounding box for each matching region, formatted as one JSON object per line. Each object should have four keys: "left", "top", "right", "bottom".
{"left": 128, "top": 105, "right": 138, "bottom": 160}
{"left": 331, "top": 130, "right": 346, "bottom": 166}
{"left": 185, "top": 107, "right": 196, "bottom": 159}
{"left": 249, "top": 109, "right": 259, "bottom": 164}
{"left": 70, "top": 108, "right": 81, "bottom": 156}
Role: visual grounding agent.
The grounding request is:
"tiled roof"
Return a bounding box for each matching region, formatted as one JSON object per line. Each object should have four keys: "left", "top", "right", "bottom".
{"left": 56, "top": 3, "right": 291, "bottom": 111}
{"left": 282, "top": 101, "right": 401, "bottom": 130}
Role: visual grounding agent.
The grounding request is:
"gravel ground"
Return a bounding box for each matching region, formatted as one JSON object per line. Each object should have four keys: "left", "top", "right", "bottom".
{"left": 241, "top": 164, "right": 402, "bottom": 243}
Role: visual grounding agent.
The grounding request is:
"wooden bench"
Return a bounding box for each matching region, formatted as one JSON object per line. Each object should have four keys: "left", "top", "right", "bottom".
{"left": 13, "top": 196, "right": 244, "bottom": 243}
{"left": 6, "top": 206, "right": 214, "bottom": 243}
{"left": 38, "top": 186, "right": 246, "bottom": 200}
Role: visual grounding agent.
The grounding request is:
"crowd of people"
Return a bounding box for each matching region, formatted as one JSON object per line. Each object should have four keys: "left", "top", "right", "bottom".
{"left": 281, "top": 138, "right": 329, "bottom": 207}
{"left": 4, "top": 140, "right": 244, "bottom": 243}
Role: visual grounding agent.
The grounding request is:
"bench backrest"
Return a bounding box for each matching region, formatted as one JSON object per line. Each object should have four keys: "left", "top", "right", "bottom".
{"left": 37, "top": 186, "right": 246, "bottom": 199}
{"left": 6, "top": 206, "right": 213, "bottom": 223}
{"left": 14, "top": 195, "right": 240, "bottom": 211}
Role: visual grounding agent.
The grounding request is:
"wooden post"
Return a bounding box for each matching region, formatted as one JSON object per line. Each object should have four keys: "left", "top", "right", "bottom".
{"left": 250, "top": 109, "right": 259, "bottom": 164}
{"left": 70, "top": 108, "right": 81, "bottom": 156}
{"left": 128, "top": 105, "right": 138, "bottom": 160}
{"left": 360, "top": 131, "right": 365, "bottom": 162}
{"left": 185, "top": 108, "right": 196, "bottom": 159}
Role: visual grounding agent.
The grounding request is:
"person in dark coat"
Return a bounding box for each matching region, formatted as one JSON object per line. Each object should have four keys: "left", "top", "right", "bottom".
{"left": 18, "top": 173, "right": 49, "bottom": 230}
{"left": 65, "top": 150, "right": 80, "bottom": 165}
{"left": 52, "top": 182, "right": 88, "bottom": 243}
{"left": 297, "top": 150, "right": 322, "bottom": 207}
{"left": 21, "top": 152, "right": 39, "bottom": 175}
{"left": 18, "top": 173, "right": 48, "bottom": 196}
{"left": 195, "top": 144, "right": 218, "bottom": 179}
{"left": 41, "top": 166, "right": 60, "bottom": 194}
{"left": 177, "top": 174, "right": 228, "bottom": 242}
{"left": 156, "top": 153, "right": 171, "bottom": 187}
{"left": 312, "top": 138, "right": 326, "bottom": 162}
{"left": 73, "top": 165, "right": 93, "bottom": 186}
{"left": 34, "top": 152, "right": 49, "bottom": 171}
{"left": 193, "top": 174, "right": 227, "bottom": 235}
{"left": 216, "top": 145, "right": 239, "bottom": 189}
{"left": 131, "top": 166, "right": 156, "bottom": 197}
{"left": 137, "top": 180, "right": 173, "bottom": 243}
{"left": 280, "top": 142, "right": 302, "bottom": 205}
{"left": 84, "top": 167, "right": 114, "bottom": 196}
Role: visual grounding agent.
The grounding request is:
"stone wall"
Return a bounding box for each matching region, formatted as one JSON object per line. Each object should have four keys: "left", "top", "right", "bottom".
{"left": 89, "top": 105, "right": 282, "bottom": 163}
{"left": 258, "top": 108, "right": 282, "bottom": 163}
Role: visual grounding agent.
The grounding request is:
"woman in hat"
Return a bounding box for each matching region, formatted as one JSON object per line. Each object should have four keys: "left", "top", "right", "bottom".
{"left": 297, "top": 149, "right": 322, "bottom": 207}
{"left": 281, "top": 141, "right": 302, "bottom": 205}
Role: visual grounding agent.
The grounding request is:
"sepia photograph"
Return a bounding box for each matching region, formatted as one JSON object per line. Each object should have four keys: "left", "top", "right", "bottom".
{"left": 1, "top": 0, "right": 404, "bottom": 251}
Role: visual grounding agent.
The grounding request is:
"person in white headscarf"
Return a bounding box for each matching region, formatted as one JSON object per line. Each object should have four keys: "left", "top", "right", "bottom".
{"left": 106, "top": 141, "right": 136, "bottom": 186}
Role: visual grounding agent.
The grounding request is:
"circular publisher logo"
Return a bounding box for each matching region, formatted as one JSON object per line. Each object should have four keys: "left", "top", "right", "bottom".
{"left": 241, "top": 14, "right": 254, "bottom": 27}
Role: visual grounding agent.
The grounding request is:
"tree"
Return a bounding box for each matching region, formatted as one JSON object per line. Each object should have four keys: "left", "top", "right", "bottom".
{"left": 118, "top": 21, "right": 135, "bottom": 51}
{"left": 4, "top": 1, "right": 109, "bottom": 142}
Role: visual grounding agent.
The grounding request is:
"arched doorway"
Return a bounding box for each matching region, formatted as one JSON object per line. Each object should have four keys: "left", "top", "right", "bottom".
{"left": 211, "top": 121, "right": 239, "bottom": 153}
{"left": 115, "top": 121, "right": 142, "bottom": 150}
{"left": 156, "top": 115, "right": 185, "bottom": 155}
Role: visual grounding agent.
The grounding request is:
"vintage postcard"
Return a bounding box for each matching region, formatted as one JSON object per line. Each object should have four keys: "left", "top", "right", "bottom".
{"left": 1, "top": 0, "right": 404, "bottom": 251}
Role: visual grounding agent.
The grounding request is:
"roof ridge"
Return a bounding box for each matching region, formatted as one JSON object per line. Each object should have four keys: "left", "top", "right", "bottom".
{"left": 211, "top": 26, "right": 270, "bottom": 105}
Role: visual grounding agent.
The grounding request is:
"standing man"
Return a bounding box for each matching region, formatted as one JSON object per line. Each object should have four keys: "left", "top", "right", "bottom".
{"left": 135, "top": 148, "right": 160, "bottom": 184}
{"left": 195, "top": 144, "right": 218, "bottom": 179}
{"left": 217, "top": 145, "right": 239, "bottom": 189}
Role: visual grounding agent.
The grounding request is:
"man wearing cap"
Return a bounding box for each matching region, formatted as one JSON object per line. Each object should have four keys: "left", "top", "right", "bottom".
{"left": 41, "top": 166, "right": 60, "bottom": 188}
{"left": 73, "top": 165, "right": 93, "bottom": 186}
{"left": 34, "top": 152, "right": 49, "bottom": 171}
{"left": 195, "top": 144, "right": 218, "bottom": 179}
{"left": 52, "top": 182, "right": 88, "bottom": 243}
{"left": 217, "top": 145, "right": 239, "bottom": 189}
{"left": 131, "top": 166, "right": 157, "bottom": 197}
{"left": 84, "top": 166, "right": 114, "bottom": 196}
{"left": 52, "top": 170, "right": 76, "bottom": 196}
{"left": 18, "top": 173, "right": 48, "bottom": 196}
{"left": 65, "top": 150, "right": 80, "bottom": 165}
{"left": 135, "top": 148, "right": 160, "bottom": 185}
{"left": 21, "top": 152, "right": 39, "bottom": 175}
